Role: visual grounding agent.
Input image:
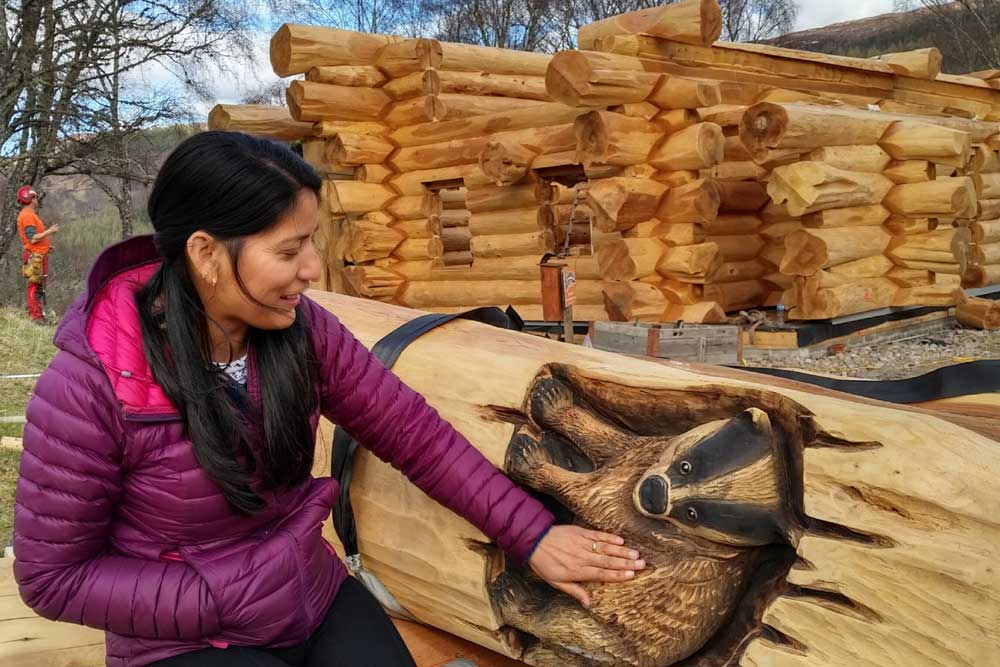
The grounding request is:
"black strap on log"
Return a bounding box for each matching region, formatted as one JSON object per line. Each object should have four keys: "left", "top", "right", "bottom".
{"left": 738, "top": 359, "right": 1000, "bottom": 403}
{"left": 331, "top": 306, "right": 519, "bottom": 558}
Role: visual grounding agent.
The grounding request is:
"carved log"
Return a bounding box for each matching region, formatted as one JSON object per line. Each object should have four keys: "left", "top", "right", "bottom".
{"left": 656, "top": 179, "right": 721, "bottom": 225}
{"left": 396, "top": 280, "right": 592, "bottom": 309}
{"left": 767, "top": 162, "right": 894, "bottom": 217}
{"left": 307, "top": 290, "right": 1000, "bottom": 667}
{"left": 662, "top": 300, "right": 726, "bottom": 322}
{"left": 390, "top": 217, "right": 441, "bottom": 240}
{"left": 892, "top": 284, "right": 967, "bottom": 307}
{"left": 387, "top": 194, "right": 442, "bottom": 220}
{"left": 704, "top": 161, "right": 769, "bottom": 181}
{"left": 827, "top": 254, "right": 895, "bottom": 280}
{"left": 971, "top": 144, "right": 1000, "bottom": 173}
{"left": 710, "top": 234, "right": 765, "bottom": 261}
{"left": 466, "top": 185, "right": 539, "bottom": 213}
{"left": 883, "top": 160, "right": 935, "bottom": 184}
{"left": 802, "top": 205, "right": 890, "bottom": 228}
{"left": 436, "top": 70, "right": 551, "bottom": 101}
{"left": 383, "top": 96, "right": 446, "bottom": 126}
{"left": 717, "top": 181, "right": 769, "bottom": 212}
{"left": 647, "top": 76, "right": 722, "bottom": 110}
{"left": 602, "top": 281, "right": 670, "bottom": 321}
{"left": 314, "top": 119, "right": 388, "bottom": 137}
{"left": 795, "top": 276, "right": 898, "bottom": 318}
{"left": 878, "top": 121, "right": 972, "bottom": 168}
{"left": 703, "top": 278, "right": 770, "bottom": 310}
{"left": 341, "top": 265, "right": 404, "bottom": 300}
{"left": 574, "top": 111, "right": 661, "bottom": 167}
{"left": 286, "top": 80, "right": 390, "bottom": 122}
{"left": 714, "top": 258, "right": 770, "bottom": 282}
{"left": 577, "top": 0, "right": 723, "bottom": 50}
{"left": 973, "top": 173, "right": 1000, "bottom": 199}
{"left": 870, "top": 47, "right": 942, "bottom": 79}
{"left": 882, "top": 177, "right": 978, "bottom": 218}
{"left": 393, "top": 237, "right": 445, "bottom": 261}
{"left": 971, "top": 242, "right": 1000, "bottom": 265}
{"left": 740, "top": 103, "right": 895, "bottom": 160}
{"left": 629, "top": 221, "right": 706, "bottom": 247}
{"left": 886, "top": 267, "right": 933, "bottom": 287}
{"left": 470, "top": 231, "right": 552, "bottom": 258}
{"left": 655, "top": 170, "right": 699, "bottom": 188}
{"left": 356, "top": 164, "right": 393, "bottom": 183}
{"left": 467, "top": 208, "right": 541, "bottom": 236}
{"left": 586, "top": 178, "right": 668, "bottom": 232}
{"left": 595, "top": 238, "right": 666, "bottom": 281}
{"left": 648, "top": 123, "right": 725, "bottom": 171}
{"left": 956, "top": 297, "right": 1000, "bottom": 329}
{"left": 270, "top": 24, "right": 400, "bottom": 76}
{"left": 438, "top": 94, "right": 548, "bottom": 120}
{"left": 781, "top": 227, "right": 891, "bottom": 276}
{"left": 545, "top": 51, "right": 662, "bottom": 107}
{"left": 980, "top": 199, "right": 1000, "bottom": 220}
{"left": 301, "top": 141, "right": 355, "bottom": 179}
{"left": 704, "top": 214, "right": 761, "bottom": 236}
{"left": 653, "top": 108, "right": 701, "bottom": 133}
{"left": 379, "top": 40, "right": 550, "bottom": 77}
{"left": 390, "top": 104, "right": 591, "bottom": 148}
{"left": 723, "top": 135, "right": 752, "bottom": 162}
{"left": 335, "top": 217, "right": 404, "bottom": 263}
{"left": 807, "top": 145, "right": 891, "bottom": 173}
{"left": 971, "top": 218, "right": 1000, "bottom": 244}
{"left": 963, "top": 263, "right": 1000, "bottom": 287}
{"left": 326, "top": 181, "right": 396, "bottom": 216}
{"left": 330, "top": 133, "right": 394, "bottom": 165}
{"left": 657, "top": 241, "right": 722, "bottom": 282}
{"left": 306, "top": 65, "right": 387, "bottom": 87}
{"left": 884, "top": 216, "right": 936, "bottom": 235}
{"left": 207, "top": 104, "right": 314, "bottom": 141}
{"left": 618, "top": 102, "right": 661, "bottom": 120}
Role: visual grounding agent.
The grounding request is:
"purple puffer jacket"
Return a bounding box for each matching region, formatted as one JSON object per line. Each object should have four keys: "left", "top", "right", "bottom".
{"left": 13, "top": 236, "right": 554, "bottom": 666}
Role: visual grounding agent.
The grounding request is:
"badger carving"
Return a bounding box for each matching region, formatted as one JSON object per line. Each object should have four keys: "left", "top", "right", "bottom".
{"left": 490, "top": 367, "right": 800, "bottom": 667}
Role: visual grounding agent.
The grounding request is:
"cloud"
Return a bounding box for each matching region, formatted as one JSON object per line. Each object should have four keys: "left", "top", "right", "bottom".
{"left": 792, "top": 0, "right": 898, "bottom": 31}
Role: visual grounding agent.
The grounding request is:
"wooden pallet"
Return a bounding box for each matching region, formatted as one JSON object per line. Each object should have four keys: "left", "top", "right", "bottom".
{"left": 0, "top": 559, "right": 523, "bottom": 667}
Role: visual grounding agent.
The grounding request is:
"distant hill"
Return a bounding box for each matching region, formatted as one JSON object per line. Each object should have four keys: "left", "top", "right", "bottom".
{"left": 770, "top": 3, "right": 1000, "bottom": 74}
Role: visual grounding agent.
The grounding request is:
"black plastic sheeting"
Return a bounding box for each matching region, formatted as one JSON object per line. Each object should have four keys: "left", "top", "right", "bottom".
{"left": 736, "top": 360, "right": 1000, "bottom": 404}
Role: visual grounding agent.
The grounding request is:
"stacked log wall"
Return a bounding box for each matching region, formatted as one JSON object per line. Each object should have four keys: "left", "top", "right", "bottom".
{"left": 207, "top": 0, "right": 1000, "bottom": 323}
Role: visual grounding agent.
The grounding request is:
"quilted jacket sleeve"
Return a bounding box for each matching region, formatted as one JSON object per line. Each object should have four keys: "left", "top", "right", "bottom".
{"left": 13, "top": 351, "right": 221, "bottom": 639}
{"left": 308, "top": 301, "right": 554, "bottom": 565}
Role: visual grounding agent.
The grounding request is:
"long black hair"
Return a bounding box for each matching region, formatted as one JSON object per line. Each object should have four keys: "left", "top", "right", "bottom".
{"left": 137, "top": 131, "right": 322, "bottom": 514}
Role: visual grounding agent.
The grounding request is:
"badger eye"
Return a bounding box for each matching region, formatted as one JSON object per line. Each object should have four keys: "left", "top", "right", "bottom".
{"left": 679, "top": 460, "right": 693, "bottom": 475}
{"left": 686, "top": 507, "right": 699, "bottom": 522}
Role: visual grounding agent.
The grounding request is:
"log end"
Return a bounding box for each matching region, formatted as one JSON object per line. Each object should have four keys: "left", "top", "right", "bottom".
{"left": 269, "top": 24, "right": 294, "bottom": 77}
{"left": 780, "top": 229, "right": 828, "bottom": 277}
{"left": 206, "top": 105, "right": 230, "bottom": 131}
{"left": 739, "top": 103, "right": 788, "bottom": 159}
{"left": 574, "top": 111, "right": 608, "bottom": 168}
{"left": 700, "top": 0, "right": 724, "bottom": 44}
{"left": 546, "top": 52, "right": 585, "bottom": 107}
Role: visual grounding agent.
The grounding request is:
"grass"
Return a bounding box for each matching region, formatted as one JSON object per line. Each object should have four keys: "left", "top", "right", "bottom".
{"left": 0, "top": 308, "right": 58, "bottom": 548}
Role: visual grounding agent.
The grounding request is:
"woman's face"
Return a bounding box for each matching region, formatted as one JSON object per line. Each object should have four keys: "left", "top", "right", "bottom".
{"left": 201, "top": 189, "right": 323, "bottom": 333}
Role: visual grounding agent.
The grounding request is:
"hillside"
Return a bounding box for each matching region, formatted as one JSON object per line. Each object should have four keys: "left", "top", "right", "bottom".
{"left": 771, "top": 3, "right": 1000, "bottom": 74}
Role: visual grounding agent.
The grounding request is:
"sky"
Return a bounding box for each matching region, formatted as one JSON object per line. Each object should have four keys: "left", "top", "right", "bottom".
{"left": 792, "top": 0, "right": 898, "bottom": 32}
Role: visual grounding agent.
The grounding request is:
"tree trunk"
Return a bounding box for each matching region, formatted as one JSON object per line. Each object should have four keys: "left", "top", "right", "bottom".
{"left": 882, "top": 177, "right": 978, "bottom": 218}
{"left": 879, "top": 121, "right": 972, "bottom": 168}
{"left": 269, "top": 24, "right": 400, "bottom": 76}
{"left": 781, "top": 228, "right": 891, "bottom": 276}
{"left": 648, "top": 123, "right": 724, "bottom": 171}
{"left": 286, "top": 80, "right": 390, "bottom": 122}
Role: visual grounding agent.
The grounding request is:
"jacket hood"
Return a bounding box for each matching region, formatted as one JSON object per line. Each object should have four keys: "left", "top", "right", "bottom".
{"left": 55, "top": 235, "right": 175, "bottom": 414}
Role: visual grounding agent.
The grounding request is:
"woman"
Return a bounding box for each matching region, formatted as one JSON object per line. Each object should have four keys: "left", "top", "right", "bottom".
{"left": 13, "top": 132, "right": 645, "bottom": 667}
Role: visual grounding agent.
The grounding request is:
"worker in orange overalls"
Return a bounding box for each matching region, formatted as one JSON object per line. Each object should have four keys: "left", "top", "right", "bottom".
{"left": 16, "top": 185, "right": 59, "bottom": 322}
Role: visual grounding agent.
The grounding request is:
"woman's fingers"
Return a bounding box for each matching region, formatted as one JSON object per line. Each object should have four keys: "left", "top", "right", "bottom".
{"left": 584, "top": 529, "right": 625, "bottom": 546}
{"left": 589, "top": 541, "right": 642, "bottom": 562}
{"left": 552, "top": 581, "right": 592, "bottom": 608}
{"left": 589, "top": 553, "right": 646, "bottom": 571}
{"left": 577, "top": 566, "right": 639, "bottom": 583}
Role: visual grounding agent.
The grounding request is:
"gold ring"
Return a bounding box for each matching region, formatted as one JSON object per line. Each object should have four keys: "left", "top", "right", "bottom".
{"left": 591, "top": 541, "right": 598, "bottom": 554}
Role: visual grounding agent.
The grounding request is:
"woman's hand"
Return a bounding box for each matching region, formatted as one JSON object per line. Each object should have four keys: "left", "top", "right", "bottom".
{"left": 528, "top": 525, "right": 645, "bottom": 607}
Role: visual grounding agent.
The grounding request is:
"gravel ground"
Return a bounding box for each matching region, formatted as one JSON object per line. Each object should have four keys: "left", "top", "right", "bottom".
{"left": 745, "top": 326, "right": 1000, "bottom": 379}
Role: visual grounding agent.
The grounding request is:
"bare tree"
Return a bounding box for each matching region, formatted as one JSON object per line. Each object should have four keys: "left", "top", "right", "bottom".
{"left": 918, "top": 0, "right": 1000, "bottom": 71}
{"left": 0, "top": 0, "right": 258, "bottom": 254}
{"left": 719, "top": 0, "right": 798, "bottom": 43}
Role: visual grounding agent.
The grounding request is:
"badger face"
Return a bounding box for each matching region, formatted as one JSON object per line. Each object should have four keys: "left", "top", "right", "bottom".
{"left": 632, "top": 408, "right": 791, "bottom": 547}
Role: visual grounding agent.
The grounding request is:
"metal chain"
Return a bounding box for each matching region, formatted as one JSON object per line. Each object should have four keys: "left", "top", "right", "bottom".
{"left": 560, "top": 181, "right": 588, "bottom": 258}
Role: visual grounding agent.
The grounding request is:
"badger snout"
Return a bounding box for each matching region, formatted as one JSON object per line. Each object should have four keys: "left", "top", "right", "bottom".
{"left": 637, "top": 474, "right": 669, "bottom": 515}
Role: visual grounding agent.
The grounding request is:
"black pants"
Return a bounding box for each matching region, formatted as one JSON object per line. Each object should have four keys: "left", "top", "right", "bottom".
{"left": 153, "top": 578, "right": 416, "bottom": 667}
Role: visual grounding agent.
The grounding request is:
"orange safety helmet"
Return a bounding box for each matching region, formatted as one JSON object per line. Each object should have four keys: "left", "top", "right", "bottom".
{"left": 17, "top": 185, "right": 38, "bottom": 206}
